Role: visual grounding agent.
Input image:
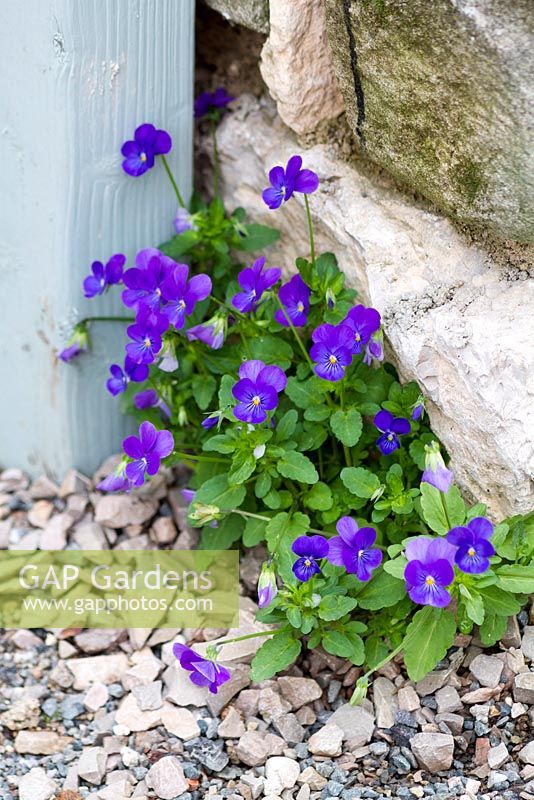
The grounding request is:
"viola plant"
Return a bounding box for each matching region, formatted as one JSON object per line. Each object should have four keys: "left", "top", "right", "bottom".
{"left": 62, "top": 92, "right": 534, "bottom": 703}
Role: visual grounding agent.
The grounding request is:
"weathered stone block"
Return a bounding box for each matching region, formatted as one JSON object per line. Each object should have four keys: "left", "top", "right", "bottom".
{"left": 324, "top": 0, "right": 534, "bottom": 241}
{"left": 204, "top": 0, "right": 269, "bottom": 33}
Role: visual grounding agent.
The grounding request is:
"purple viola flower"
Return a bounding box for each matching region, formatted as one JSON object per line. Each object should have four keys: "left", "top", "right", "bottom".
{"left": 58, "top": 342, "right": 84, "bottom": 363}
{"left": 404, "top": 537, "right": 456, "bottom": 608}
{"left": 257, "top": 562, "right": 278, "bottom": 608}
{"left": 421, "top": 441, "right": 454, "bottom": 493}
{"left": 97, "top": 465, "right": 132, "bottom": 493}
{"left": 232, "top": 360, "right": 287, "bottom": 424}
{"left": 411, "top": 396, "right": 425, "bottom": 421}
{"left": 274, "top": 274, "right": 311, "bottom": 328}
{"left": 160, "top": 264, "right": 212, "bottom": 330}
{"left": 327, "top": 517, "right": 382, "bottom": 581}
{"left": 181, "top": 488, "right": 196, "bottom": 504}
{"left": 121, "top": 123, "right": 172, "bottom": 177}
{"left": 106, "top": 357, "right": 149, "bottom": 396}
{"left": 201, "top": 414, "right": 219, "bottom": 430}
{"left": 310, "top": 323, "right": 353, "bottom": 382}
{"left": 363, "top": 331, "right": 384, "bottom": 366}
{"left": 342, "top": 305, "right": 381, "bottom": 355}
{"left": 187, "top": 314, "right": 227, "bottom": 350}
{"left": 232, "top": 257, "right": 281, "bottom": 313}
{"left": 173, "top": 207, "right": 196, "bottom": 235}
{"left": 83, "top": 254, "right": 125, "bottom": 298}
{"left": 292, "top": 535, "right": 329, "bottom": 582}
{"left": 122, "top": 249, "right": 175, "bottom": 314}
{"left": 262, "top": 155, "right": 319, "bottom": 210}
{"left": 122, "top": 421, "right": 174, "bottom": 486}
{"left": 173, "top": 643, "right": 231, "bottom": 694}
{"left": 374, "top": 409, "right": 411, "bottom": 455}
{"left": 134, "top": 389, "right": 171, "bottom": 418}
{"left": 446, "top": 517, "right": 495, "bottom": 574}
{"left": 194, "top": 87, "right": 235, "bottom": 119}
{"left": 126, "top": 312, "right": 169, "bottom": 365}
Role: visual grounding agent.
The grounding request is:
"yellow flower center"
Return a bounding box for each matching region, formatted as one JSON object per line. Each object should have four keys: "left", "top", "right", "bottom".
{"left": 297, "top": 302, "right": 304, "bottom": 312}
{"left": 304, "top": 558, "right": 311, "bottom": 567}
{"left": 355, "top": 333, "right": 361, "bottom": 341}
{"left": 467, "top": 547, "right": 476, "bottom": 557}
{"left": 179, "top": 300, "right": 186, "bottom": 309}
{"left": 329, "top": 355, "right": 338, "bottom": 364}
{"left": 425, "top": 576, "right": 435, "bottom": 586}
{"left": 358, "top": 549, "right": 364, "bottom": 558}
{"left": 140, "top": 152, "right": 147, "bottom": 162}
{"left": 144, "top": 337, "right": 151, "bottom": 348}
{"left": 252, "top": 396, "right": 261, "bottom": 406}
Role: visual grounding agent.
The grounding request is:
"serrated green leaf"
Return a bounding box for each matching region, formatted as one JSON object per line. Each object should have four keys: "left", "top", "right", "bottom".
{"left": 229, "top": 452, "right": 256, "bottom": 485}
{"left": 322, "top": 629, "right": 364, "bottom": 662}
{"left": 218, "top": 374, "right": 235, "bottom": 408}
{"left": 358, "top": 571, "right": 406, "bottom": 610}
{"left": 249, "top": 336, "right": 293, "bottom": 370}
{"left": 340, "top": 467, "right": 381, "bottom": 499}
{"left": 203, "top": 434, "right": 236, "bottom": 454}
{"left": 250, "top": 631, "right": 301, "bottom": 682}
{"left": 330, "top": 408, "right": 363, "bottom": 447}
{"left": 276, "top": 410, "right": 298, "bottom": 441}
{"left": 277, "top": 451, "right": 319, "bottom": 484}
{"left": 266, "top": 511, "right": 309, "bottom": 583}
{"left": 318, "top": 595, "right": 358, "bottom": 621}
{"left": 286, "top": 376, "right": 326, "bottom": 409}
{"left": 199, "top": 515, "right": 244, "bottom": 549}
{"left": 383, "top": 557, "right": 407, "bottom": 579}
{"left": 234, "top": 223, "right": 280, "bottom": 252}
{"left": 255, "top": 472, "right": 272, "bottom": 499}
{"left": 194, "top": 474, "right": 246, "bottom": 511}
{"left": 192, "top": 374, "right": 217, "bottom": 411}
{"left": 479, "top": 613, "right": 509, "bottom": 647}
{"left": 303, "top": 482, "right": 333, "bottom": 511}
{"left": 419, "top": 483, "right": 465, "bottom": 535}
{"left": 496, "top": 564, "right": 534, "bottom": 593}
{"left": 477, "top": 585, "right": 523, "bottom": 616}
{"left": 459, "top": 585, "right": 485, "bottom": 626}
{"left": 243, "top": 516, "right": 267, "bottom": 547}
{"left": 304, "top": 405, "right": 331, "bottom": 422}
{"left": 403, "top": 607, "right": 456, "bottom": 682}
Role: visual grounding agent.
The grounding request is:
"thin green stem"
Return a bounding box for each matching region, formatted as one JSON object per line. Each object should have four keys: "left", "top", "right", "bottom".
{"left": 362, "top": 642, "right": 403, "bottom": 684}
{"left": 173, "top": 451, "right": 228, "bottom": 464}
{"left": 211, "top": 120, "right": 221, "bottom": 196}
{"left": 304, "top": 195, "right": 315, "bottom": 267}
{"left": 439, "top": 491, "right": 452, "bottom": 530}
{"left": 275, "top": 296, "right": 314, "bottom": 369}
{"left": 229, "top": 509, "right": 329, "bottom": 537}
{"left": 161, "top": 155, "right": 185, "bottom": 208}
{"left": 80, "top": 316, "right": 134, "bottom": 325}
{"left": 340, "top": 383, "right": 352, "bottom": 467}
{"left": 215, "top": 629, "right": 278, "bottom": 647}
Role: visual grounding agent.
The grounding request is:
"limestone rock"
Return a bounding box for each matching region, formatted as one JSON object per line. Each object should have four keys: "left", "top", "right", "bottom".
{"left": 77, "top": 747, "right": 107, "bottom": 785}
{"left": 487, "top": 742, "right": 510, "bottom": 769}
{"left": 373, "top": 676, "right": 398, "bottom": 729}
{"left": 308, "top": 723, "right": 344, "bottom": 756}
{"left": 216, "top": 95, "right": 534, "bottom": 517}
{"left": 519, "top": 741, "right": 534, "bottom": 765}
{"left": 94, "top": 494, "right": 158, "bottom": 528}
{"left": 328, "top": 702, "right": 375, "bottom": 744}
{"left": 115, "top": 693, "right": 162, "bottom": 732}
{"left": 160, "top": 704, "right": 200, "bottom": 741}
{"left": 145, "top": 756, "right": 188, "bottom": 800}
{"left": 235, "top": 730, "right": 285, "bottom": 766}
{"left": 521, "top": 626, "right": 534, "bottom": 661}
{"left": 18, "top": 767, "right": 57, "bottom": 800}
{"left": 84, "top": 682, "right": 110, "bottom": 712}
{"left": 513, "top": 672, "right": 534, "bottom": 704}
{"left": 260, "top": 0, "right": 344, "bottom": 134}
{"left": 410, "top": 732, "right": 454, "bottom": 772}
{"left": 204, "top": 0, "right": 269, "bottom": 34}
{"left": 66, "top": 654, "right": 129, "bottom": 690}
{"left": 469, "top": 654, "right": 504, "bottom": 688}
{"left": 264, "top": 756, "right": 301, "bottom": 794}
{"left": 218, "top": 706, "right": 245, "bottom": 738}
{"left": 277, "top": 676, "right": 323, "bottom": 709}
{"left": 14, "top": 730, "right": 72, "bottom": 755}
{"left": 132, "top": 680, "right": 163, "bottom": 711}
{"left": 0, "top": 696, "right": 40, "bottom": 730}
{"left": 324, "top": 0, "right": 534, "bottom": 241}
{"left": 435, "top": 686, "right": 462, "bottom": 714}
{"left": 74, "top": 628, "right": 125, "bottom": 654}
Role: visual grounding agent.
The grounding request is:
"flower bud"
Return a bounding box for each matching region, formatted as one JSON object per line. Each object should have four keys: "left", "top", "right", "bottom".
{"left": 189, "top": 503, "right": 221, "bottom": 526}
{"left": 257, "top": 562, "right": 278, "bottom": 608}
{"left": 350, "top": 678, "right": 369, "bottom": 706}
{"left": 421, "top": 441, "right": 454, "bottom": 493}
{"left": 411, "top": 395, "right": 425, "bottom": 421}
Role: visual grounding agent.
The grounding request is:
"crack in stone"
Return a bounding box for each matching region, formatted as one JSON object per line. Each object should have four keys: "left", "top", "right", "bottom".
{"left": 342, "top": 0, "right": 366, "bottom": 146}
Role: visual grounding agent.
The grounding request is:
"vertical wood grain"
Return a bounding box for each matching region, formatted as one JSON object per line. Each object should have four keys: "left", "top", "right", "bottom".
{"left": 0, "top": 0, "right": 194, "bottom": 479}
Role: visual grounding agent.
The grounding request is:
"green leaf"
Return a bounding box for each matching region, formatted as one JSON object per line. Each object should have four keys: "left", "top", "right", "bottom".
{"left": 303, "top": 482, "right": 333, "bottom": 511}
{"left": 194, "top": 474, "right": 246, "bottom": 511}
{"left": 250, "top": 631, "right": 301, "bottom": 682}
{"left": 276, "top": 410, "right": 298, "bottom": 441}
{"left": 383, "top": 557, "right": 407, "bottom": 580}
{"left": 234, "top": 223, "right": 280, "bottom": 252}
{"left": 218, "top": 374, "right": 235, "bottom": 408}
{"left": 277, "top": 451, "right": 319, "bottom": 484}
{"left": 304, "top": 405, "right": 330, "bottom": 422}
{"left": 199, "top": 514, "right": 244, "bottom": 549}
{"left": 249, "top": 336, "right": 293, "bottom": 370}
{"left": 286, "top": 376, "right": 326, "bottom": 409}
{"left": 322, "top": 629, "right": 365, "bottom": 663}
{"left": 255, "top": 472, "right": 272, "bottom": 499}
{"left": 403, "top": 607, "right": 457, "bottom": 682}
{"left": 330, "top": 409, "right": 363, "bottom": 447}
{"left": 243, "top": 516, "right": 267, "bottom": 547}
{"left": 419, "top": 483, "right": 465, "bottom": 535}
{"left": 358, "top": 571, "right": 406, "bottom": 610}
{"left": 365, "top": 636, "right": 389, "bottom": 670}
{"left": 159, "top": 229, "right": 199, "bottom": 258}
{"left": 340, "top": 467, "right": 381, "bottom": 499}
{"left": 459, "top": 586, "right": 485, "bottom": 626}
{"left": 479, "top": 613, "right": 508, "bottom": 647}
{"left": 478, "top": 585, "right": 523, "bottom": 616}
{"left": 496, "top": 564, "right": 534, "bottom": 594}
{"left": 229, "top": 452, "right": 257, "bottom": 485}
{"left": 203, "top": 434, "right": 236, "bottom": 454}
{"left": 318, "top": 595, "right": 358, "bottom": 621}
{"left": 192, "top": 374, "right": 217, "bottom": 411}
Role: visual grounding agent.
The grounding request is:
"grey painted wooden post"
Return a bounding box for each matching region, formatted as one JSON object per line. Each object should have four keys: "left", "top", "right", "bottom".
{"left": 0, "top": 0, "right": 194, "bottom": 480}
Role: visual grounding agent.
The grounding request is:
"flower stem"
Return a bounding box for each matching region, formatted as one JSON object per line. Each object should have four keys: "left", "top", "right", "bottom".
{"left": 340, "top": 383, "right": 352, "bottom": 467}
{"left": 211, "top": 120, "right": 221, "bottom": 197}
{"left": 215, "top": 629, "right": 279, "bottom": 647}
{"left": 275, "top": 296, "right": 314, "bottom": 370}
{"left": 161, "top": 155, "right": 186, "bottom": 208}
{"left": 230, "top": 508, "right": 330, "bottom": 537}
{"left": 304, "top": 195, "right": 316, "bottom": 267}
{"left": 174, "top": 451, "right": 228, "bottom": 464}
{"left": 439, "top": 490, "right": 452, "bottom": 530}
{"left": 79, "top": 316, "right": 134, "bottom": 325}
{"left": 350, "top": 642, "right": 404, "bottom": 705}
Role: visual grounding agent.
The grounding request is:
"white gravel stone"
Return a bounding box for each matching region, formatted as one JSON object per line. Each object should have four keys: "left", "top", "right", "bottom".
{"left": 14, "top": 730, "right": 72, "bottom": 755}
{"left": 218, "top": 706, "right": 246, "bottom": 738}
{"left": 513, "top": 672, "right": 534, "bottom": 703}
{"left": 18, "top": 768, "right": 57, "bottom": 800}
{"left": 435, "top": 685, "right": 463, "bottom": 714}
{"left": 84, "top": 682, "right": 110, "bottom": 712}
{"left": 235, "top": 730, "right": 285, "bottom": 767}
{"left": 160, "top": 705, "right": 200, "bottom": 741}
{"left": 132, "top": 680, "right": 163, "bottom": 711}
{"left": 487, "top": 742, "right": 510, "bottom": 769}
{"left": 277, "top": 676, "right": 323, "bottom": 709}
{"left": 469, "top": 654, "right": 504, "bottom": 688}
{"left": 121, "top": 746, "right": 140, "bottom": 768}
{"left": 519, "top": 741, "right": 534, "bottom": 765}
{"left": 398, "top": 685, "right": 421, "bottom": 712}
{"left": 521, "top": 626, "right": 534, "bottom": 661}
{"left": 410, "top": 732, "right": 454, "bottom": 772}
{"left": 307, "top": 723, "right": 344, "bottom": 756}
{"left": 373, "top": 676, "right": 398, "bottom": 728}
{"left": 67, "top": 654, "right": 129, "bottom": 690}
{"left": 264, "top": 756, "right": 301, "bottom": 793}
{"left": 328, "top": 703, "right": 375, "bottom": 744}
{"left": 145, "top": 756, "right": 188, "bottom": 799}
{"left": 77, "top": 746, "right": 108, "bottom": 785}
